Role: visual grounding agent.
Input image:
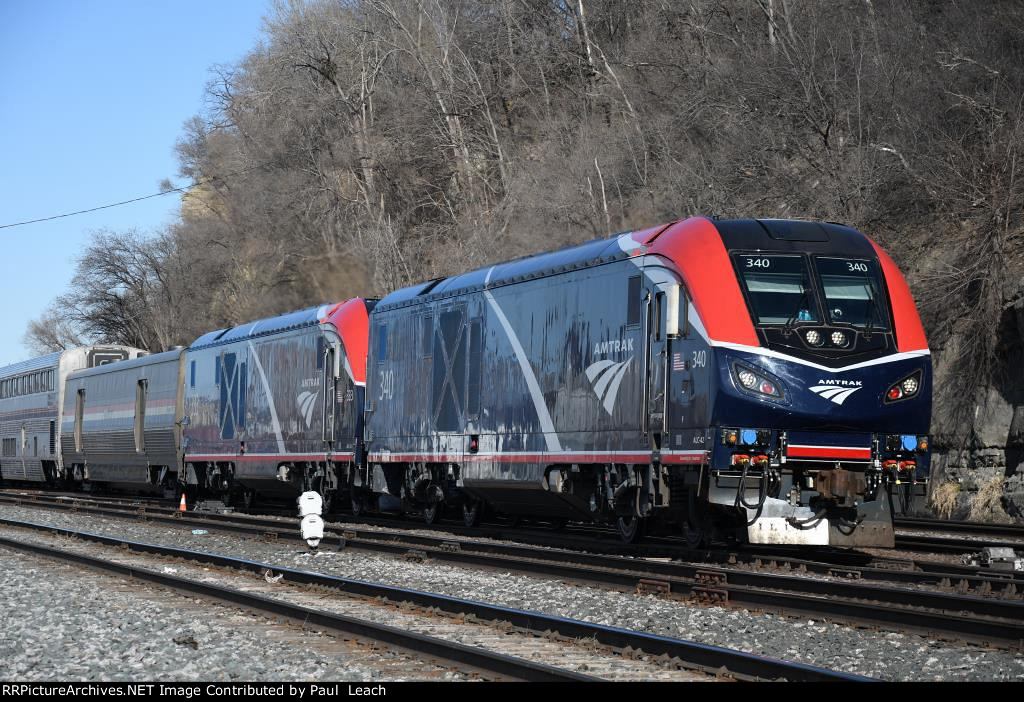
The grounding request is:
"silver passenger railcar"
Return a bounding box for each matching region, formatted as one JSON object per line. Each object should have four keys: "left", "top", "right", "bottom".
{"left": 0, "top": 346, "right": 145, "bottom": 484}
{"left": 61, "top": 349, "right": 184, "bottom": 493}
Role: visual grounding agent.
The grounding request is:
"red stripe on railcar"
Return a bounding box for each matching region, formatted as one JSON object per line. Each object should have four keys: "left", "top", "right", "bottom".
{"left": 786, "top": 445, "right": 872, "bottom": 460}
{"left": 642, "top": 217, "right": 761, "bottom": 347}
{"left": 866, "top": 238, "right": 929, "bottom": 353}
{"left": 186, "top": 453, "right": 352, "bottom": 462}
{"left": 368, "top": 451, "right": 654, "bottom": 464}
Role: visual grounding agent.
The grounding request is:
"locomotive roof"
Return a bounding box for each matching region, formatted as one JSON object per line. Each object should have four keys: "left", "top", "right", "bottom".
{"left": 0, "top": 351, "right": 62, "bottom": 378}
{"left": 376, "top": 235, "right": 631, "bottom": 310}
{"left": 67, "top": 348, "right": 181, "bottom": 380}
{"left": 375, "top": 217, "right": 871, "bottom": 312}
{"left": 189, "top": 304, "right": 332, "bottom": 350}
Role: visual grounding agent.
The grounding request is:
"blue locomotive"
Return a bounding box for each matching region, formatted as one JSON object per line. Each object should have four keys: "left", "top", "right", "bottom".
{"left": 360, "top": 217, "right": 931, "bottom": 547}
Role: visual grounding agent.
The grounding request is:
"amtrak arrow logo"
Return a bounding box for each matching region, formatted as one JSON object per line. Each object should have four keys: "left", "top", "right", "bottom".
{"left": 297, "top": 391, "right": 317, "bottom": 428}
{"left": 585, "top": 357, "right": 633, "bottom": 415}
{"left": 809, "top": 384, "right": 861, "bottom": 405}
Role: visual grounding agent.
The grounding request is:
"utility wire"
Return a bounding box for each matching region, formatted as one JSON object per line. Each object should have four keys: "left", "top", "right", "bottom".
{"left": 0, "top": 163, "right": 270, "bottom": 231}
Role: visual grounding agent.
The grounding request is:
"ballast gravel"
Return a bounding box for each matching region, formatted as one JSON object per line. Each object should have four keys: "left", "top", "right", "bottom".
{"left": 0, "top": 547, "right": 463, "bottom": 681}
{"left": 2, "top": 502, "right": 1023, "bottom": 681}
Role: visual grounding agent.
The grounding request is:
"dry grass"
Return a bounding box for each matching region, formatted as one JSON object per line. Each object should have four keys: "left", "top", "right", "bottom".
{"left": 967, "top": 476, "right": 1012, "bottom": 523}
{"left": 929, "top": 481, "right": 961, "bottom": 519}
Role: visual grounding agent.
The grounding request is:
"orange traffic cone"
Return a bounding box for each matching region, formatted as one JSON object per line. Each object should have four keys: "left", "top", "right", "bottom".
{"left": 179, "top": 493, "right": 187, "bottom": 512}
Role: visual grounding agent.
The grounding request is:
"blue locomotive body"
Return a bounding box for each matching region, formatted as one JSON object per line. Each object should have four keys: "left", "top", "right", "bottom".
{"left": 361, "top": 217, "right": 931, "bottom": 546}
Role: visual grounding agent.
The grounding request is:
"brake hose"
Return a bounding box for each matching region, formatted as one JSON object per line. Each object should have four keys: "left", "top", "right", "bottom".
{"left": 786, "top": 509, "right": 828, "bottom": 530}
{"left": 834, "top": 513, "right": 865, "bottom": 536}
{"left": 735, "top": 462, "right": 768, "bottom": 526}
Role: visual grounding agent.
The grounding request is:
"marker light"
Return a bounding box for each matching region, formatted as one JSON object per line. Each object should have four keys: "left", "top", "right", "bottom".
{"left": 723, "top": 428, "right": 739, "bottom": 446}
{"left": 887, "top": 386, "right": 903, "bottom": 401}
{"left": 917, "top": 436, "right": 929, "bottom": 452}
{"left": 830, "top": 331, "right": 848, "bottom": 347}
{"left": 805, "top": 330, "right": 823, "bottom": 346}
{"left": 760, "top": 381, "right": 776, "bottom": 395}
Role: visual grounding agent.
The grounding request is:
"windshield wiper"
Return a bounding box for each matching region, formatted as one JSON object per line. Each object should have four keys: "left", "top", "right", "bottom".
{"left": 858, "top": 268, "right": 886, "bottom": 339}
{"left": 783, "top": 288, "right": 812, "bottom": 334}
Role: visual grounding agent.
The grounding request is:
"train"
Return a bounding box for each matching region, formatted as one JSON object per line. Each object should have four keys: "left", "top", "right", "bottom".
{"left": 0, "top": 217, "right": 932, "bottom": 548}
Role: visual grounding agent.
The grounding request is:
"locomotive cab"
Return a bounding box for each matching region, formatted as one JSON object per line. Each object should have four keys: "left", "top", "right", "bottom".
{"left": 682, "top": 219, "right": 931, "bottom": 547}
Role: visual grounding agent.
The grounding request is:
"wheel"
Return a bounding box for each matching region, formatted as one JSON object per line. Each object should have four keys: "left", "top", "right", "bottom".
{"left": 423, "top": 501, "right": 441, "bottom": 526}
{"left": 351, "top": 493, "right": 364, "bottom": 518}
{"left": 462, "top": 500, "right": 482, "bottom": 528}
{"left": 616, "top": 515, "right": 645, "bottom": 544}
{"left": 682, "top": 519, "right": 705, "bottom": 549}
{"left": 320, "top": 491, "right": 335, "bottom": 516}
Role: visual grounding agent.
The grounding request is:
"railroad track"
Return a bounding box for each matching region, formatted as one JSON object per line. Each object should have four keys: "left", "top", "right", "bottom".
{"left": 892, "top": 534, "right": 1024, "bottom": 555}
{"left": 2, "top": 493, "right": 1023, "bottom": 650}
{"left": 7, "top": 488, "right": 1021, "bottom": 583}
{"left": 895, "top": 517, "right": 1024, "bottom": 539}
{"left": 4, "top": 488, "right": 1010, "bottom": 574}
{"left": 0, "top": 517, "right": 863, "bottom": 682}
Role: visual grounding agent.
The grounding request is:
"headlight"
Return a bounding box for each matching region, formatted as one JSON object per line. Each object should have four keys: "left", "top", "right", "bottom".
{"left": 805, "top": 330, "right": 823, "bottom": 346}
{"left": 885, "top": 371, "right": 923, "bottom": 404}
{"left": 732, "top": 362, "right": 784, "bottom": 400}
{"left": 830, "top": 330, "right": 849, "bottom": 347}
{"left": 738, "top": 369, "right": 757, "bottom": 389}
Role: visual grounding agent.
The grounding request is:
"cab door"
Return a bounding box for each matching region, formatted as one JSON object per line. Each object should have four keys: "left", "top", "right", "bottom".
{"left": 666, "top": 289, "right": 710, "bottom": 443}
{"left": 642, "top": 273, "right": 682, "bottom": 449}
{"left": 322, "top": 341, "right": 337, "bottom": 448}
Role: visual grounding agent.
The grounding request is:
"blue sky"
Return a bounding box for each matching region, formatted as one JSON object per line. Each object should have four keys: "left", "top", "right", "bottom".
{"left": 0, "top": 0, "right": 270, "bottom": 366}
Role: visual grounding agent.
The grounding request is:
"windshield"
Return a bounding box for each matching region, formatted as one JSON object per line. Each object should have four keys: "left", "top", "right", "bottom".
{"left": 815, "top": 257, "right": 889, "bottom": 329}
{"left": 734, "top": 254, "right": 818, "bottom": 325}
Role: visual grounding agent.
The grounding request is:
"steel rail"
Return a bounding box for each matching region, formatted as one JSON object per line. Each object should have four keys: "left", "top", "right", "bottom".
{"left": 1, "top": 500, "right": 1022, "bottom": 649}
{"left": 894, "top": 534, "right": 1024, "bottom": 555}
{"left": 3, "top": 491, "right": 1021, "bottom": 586}
{"left": 0, "top": 533, "right": 596, "bottom": 682}
{"left": 5, "top": 490, "right": 1018, "bottom": 584}
{"left": 0, "top": 518, "right": 866, "bottom": 682}
{"left": 895, "top": 517, "right": 1024, "bottom": 539}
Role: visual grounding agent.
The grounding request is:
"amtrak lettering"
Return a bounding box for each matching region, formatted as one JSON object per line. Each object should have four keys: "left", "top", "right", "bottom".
{"left": 592, "top": 338, "right": 635, "bottom": 356}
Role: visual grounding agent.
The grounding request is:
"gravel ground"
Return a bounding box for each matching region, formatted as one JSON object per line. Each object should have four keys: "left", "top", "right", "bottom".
{"left": 0, "top": 529, "right": 708, "bottom": 682}
{"left": 0, "top": 547, "right": 466, "bottom": 682}
{"left": 3, "top": 502, "right": 1024, "bottom": 681}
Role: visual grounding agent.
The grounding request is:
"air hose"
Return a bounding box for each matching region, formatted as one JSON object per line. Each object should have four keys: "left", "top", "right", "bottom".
{"left": 786, "top": 509, "right": 828, "bottom": 530}
{"left": 735, "top": 462, "right": 768, "bottom": 526}
{"left": 834, "top": 513, "right": 865, "bottom": 536}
